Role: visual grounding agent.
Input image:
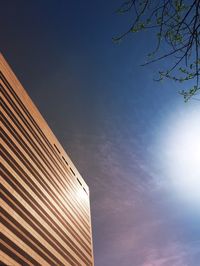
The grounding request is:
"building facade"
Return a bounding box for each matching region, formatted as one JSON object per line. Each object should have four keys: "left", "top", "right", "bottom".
{"left": 0, "top": 54, "right": 94, "bottom": 266}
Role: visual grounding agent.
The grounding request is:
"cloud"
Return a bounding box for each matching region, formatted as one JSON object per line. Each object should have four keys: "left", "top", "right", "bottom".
{"left": 142, "top": 241, "right": 200, "bottom": 266}
{"left": 63, "top": 118, "right": 200, "bottom": 266}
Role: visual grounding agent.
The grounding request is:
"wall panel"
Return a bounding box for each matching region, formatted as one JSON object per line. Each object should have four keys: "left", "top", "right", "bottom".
{"left": 0, "top": 53, "right": 94, "bottom": 266}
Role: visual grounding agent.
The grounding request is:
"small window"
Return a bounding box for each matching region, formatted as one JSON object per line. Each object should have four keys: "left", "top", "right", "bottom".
{"left": 70, "top": 167, "right": 76, "bottom": 176}
{"left": 83, "top": 187, "right": 88, "bottom": 195}
{"left": 54, "top": 144, "right": 61, "bottom": 154}
{"left": 77, "top": 178, "right": 82, "bottom": 186}
{"left": 62, "top": 156, "right": 68, "bottom": 165}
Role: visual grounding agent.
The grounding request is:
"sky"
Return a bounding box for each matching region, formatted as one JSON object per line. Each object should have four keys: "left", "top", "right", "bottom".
{"left": 1, "top": 1, "right": 200, "bottom": 265}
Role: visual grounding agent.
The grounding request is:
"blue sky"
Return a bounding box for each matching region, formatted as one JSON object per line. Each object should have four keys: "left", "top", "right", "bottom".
{"left": 1, "top": 1, "right": 200, "bottom": 265}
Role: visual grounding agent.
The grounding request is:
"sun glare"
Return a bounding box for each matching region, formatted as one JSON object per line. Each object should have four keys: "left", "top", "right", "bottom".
{"left": 162, "top": 105, "right": 200, "bottom": 204}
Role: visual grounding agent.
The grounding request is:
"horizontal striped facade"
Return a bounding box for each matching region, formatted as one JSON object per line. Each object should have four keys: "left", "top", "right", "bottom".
{"left": 0, "top": 54, "right": 94, "bottom": 266}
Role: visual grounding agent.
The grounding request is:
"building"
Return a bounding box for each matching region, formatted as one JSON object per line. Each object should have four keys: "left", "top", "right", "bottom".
{"left": 0, "top": 53, "right": 94, "bottom": 266}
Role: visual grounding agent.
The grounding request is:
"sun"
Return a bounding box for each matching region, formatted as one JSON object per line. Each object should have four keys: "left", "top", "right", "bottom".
{"left": 162, "top": 105, "right": 200, "bottom": 204}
